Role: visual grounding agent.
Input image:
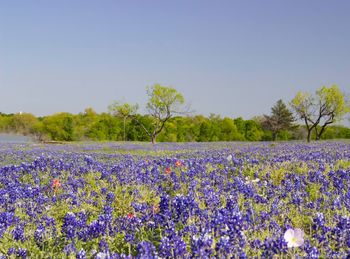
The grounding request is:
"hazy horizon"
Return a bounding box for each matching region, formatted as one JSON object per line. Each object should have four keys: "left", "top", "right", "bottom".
{"left": 1, "top": 1, "right": 349, "bottom": 125}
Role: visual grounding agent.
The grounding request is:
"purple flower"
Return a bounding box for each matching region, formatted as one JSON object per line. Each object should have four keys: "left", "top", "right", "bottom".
{"left": 7, "top": 248, "right": 16, "bottom": 256}
{"left": 307, "top": 246, "right": 320, "bottom": 258}
{"left": 137, "top": 241, "right": 157, "bottom": 258}
{"left": 61, "top": 212, "right": 78, "bottom": 239}
{"left": 12, "top": 225, "right": 25, "bottom": 242}
{"left": 63, "top": 243, "right": 76, "bottom": 256}
{"left": 76, "top": 249, "right": 87, "bottom": 259}
{"left": 16, "top": 248, "right": 27, "bottom": 259}
{"left": 34, "top": 224, "right": 45, "bottom": 244}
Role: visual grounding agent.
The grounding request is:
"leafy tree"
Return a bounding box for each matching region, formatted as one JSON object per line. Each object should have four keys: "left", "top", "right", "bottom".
{"left": 108, "top": 102, "right": 139, "bottom": 141}
{"left": 86, "top": 113, "right": 121, "bottom": 141}
{"left": 128, "top": 114, "right": 153, "bottom": 141}
{"left": 74, "top": 108, "right": 99, "bottom": 140}
{"left": 42, "top": 113, "right": 75, "bottom": 141}
{"left": 220, "top": 117, "right": 243, "bottom": 141}
{"left": 135, "top": 84, "right": 185, "bottom": 144}
{"left": 263, "top": 99, "right": 295, "bottom": 141}
{"left": 291, "top": 85, "right": 349, "bottom": 142}
{"left": 9, "top": 113, "right": 38, "bottom": 135}
{"left": 244, "top": 120, "right": 263, "bottom": 141}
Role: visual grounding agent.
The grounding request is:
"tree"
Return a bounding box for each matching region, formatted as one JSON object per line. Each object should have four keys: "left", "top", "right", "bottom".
{"left": 263, "top": 99, "right": 295, "bottom": 141}
{"left": 8, "top": 113, "right": 38, "bottom": 135}
{"left": 42, "top": 113, "right": 75, "bottom": 141}
{"left": 108, "top": 102, "right": 139, "bottom": 141}
{"left": 136, "top": 84, "right": 185, "bottom": 144}
{"left": 220, "top": 117, "right": 242, "bottom": 141}
{"left": 291, "top": 85, "right": 349, "bottom": 142}
{"left": 244, "top": 120, "right": 263, "bottom": 141}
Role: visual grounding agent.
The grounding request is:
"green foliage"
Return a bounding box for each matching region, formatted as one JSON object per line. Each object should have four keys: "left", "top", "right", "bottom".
{"left": 8, "top": 113, "right": 38, "bottom": 135}
{"left": 263, "top": 99, "right": 295, "bottom": 141}
{"left": 291, "top": 85, "right": 350, "bottom": 142}
{"left": 1, "top": 105, "right": 349, "bottom": 142}
{"left": 145, "top": 84, "right": 185, "bottom": 143}
{"left": 42, "top": 113, "right": 76, "bottom": 141}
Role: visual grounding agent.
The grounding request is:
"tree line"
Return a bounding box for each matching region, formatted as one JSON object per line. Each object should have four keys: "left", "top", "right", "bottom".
{"left": 0, "top": 84, "right": 349, "bottom": 142}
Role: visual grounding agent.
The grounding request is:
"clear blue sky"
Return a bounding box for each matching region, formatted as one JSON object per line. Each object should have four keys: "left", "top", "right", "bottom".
{"left": 1, "top": 1, "right": 349, "bottom": 123}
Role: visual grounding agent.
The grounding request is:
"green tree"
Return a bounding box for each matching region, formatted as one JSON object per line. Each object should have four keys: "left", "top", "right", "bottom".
{"left": 291, "top": 85, "right": 349, "bottom": 142}
{"left": 108, "top": 102, "right": 139, "bottom": 141}
{"left": 9, "top": 113, "right": 38, "bottom": 135}
{"left": 86, "top": 113, "right": 121, "bottom": 141}
{"left": 220, "top": 117, "right": 242, "bottom": 141}
{"left": 244, "top": 120, "right": 263, "bottom": 141}
{"left": 263, "top": 99, "right": 295, "bottom": 141}
{"left": 135, "top": 84, "right": 185, "bottom": 144}
{"left": 42, "top": 113, "right": 75, "bottom": 141}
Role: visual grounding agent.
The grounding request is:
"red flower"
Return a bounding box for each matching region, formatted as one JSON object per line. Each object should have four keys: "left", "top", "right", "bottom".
{"left": 51, "top": 178, "right": 61, "bottom": 190}
{"left": 127, "top": 213, "right": 134, "bottom": 219}
{"left": 165, "top": 167, "right": 171, "bottom": 174}
{"left": 175, "top": 160, "right": 182, "bottom": 167}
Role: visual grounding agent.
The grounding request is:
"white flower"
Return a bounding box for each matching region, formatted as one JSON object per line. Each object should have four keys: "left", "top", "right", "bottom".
{"left": 284, "top": 228, "right": 304, "bottom": 248}
{"left": 95, "top": 252, "right": 110, "bottom": 259}
{"left": 226, "top": 154, "right": 232, "bottom": 161}
{"left": 245, "top": 178, "right": 260, "bottom": 184}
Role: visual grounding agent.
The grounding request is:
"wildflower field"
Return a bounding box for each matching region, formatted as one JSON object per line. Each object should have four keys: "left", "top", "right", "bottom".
{"left": 1, "top": 141, "right": 350, "bottom": 258}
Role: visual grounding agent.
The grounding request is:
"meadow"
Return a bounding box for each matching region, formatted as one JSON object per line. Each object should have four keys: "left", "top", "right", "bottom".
{"left": 0, "top": 141, "right": 350, "bottom": 258}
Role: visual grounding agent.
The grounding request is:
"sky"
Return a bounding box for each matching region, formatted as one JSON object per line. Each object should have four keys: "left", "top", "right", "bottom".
{"left": 0, "top": 0, "right": 349, "bottom": 124}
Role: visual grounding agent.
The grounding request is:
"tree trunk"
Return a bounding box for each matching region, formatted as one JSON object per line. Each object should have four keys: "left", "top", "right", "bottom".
{"left": 123, "top": 116, "right": 127, "bottom": 141}
{"left": 307, "top": 128, "right": 312, "bottom": 143}
{"left": 314, "top": 127, "right": 320, "bottom": 141}
{"left": 305, "top": 117, "right": 313, "bottom": 143}
{"left": 272, "top": 132, "right": 277, "bottom": 141}
{"left": 151, "top": 135, "right": 156, "bottom": 144}
{"left": 316, "top": 118, "right": 333, "bottom": 140}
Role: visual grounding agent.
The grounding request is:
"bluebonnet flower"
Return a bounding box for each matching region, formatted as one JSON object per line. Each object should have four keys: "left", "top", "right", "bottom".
{"left": 191, "top": 233, "right": 213, "bottom": 258}
{"left": 313, "top": 212, "right": 325, "bottom": 230}
{"left": 307, "top": 246, "right": 320, "bottom": 258}
{"left": 216, "top": 235, "right": 231, "bottom": 255}
{"left": 106, "top": 192, "right": 115, "bottom": 203}
{"left": 12, "top": 225, "right": 25, "bottom": 242}
{"left": 16, "top": 248, "right": 27, "bottom": 259}
{"left": 250, "top": 239, "right": 261, "bottom": 249}
{"left": 158, "top": 237, "right": 172, "bottom": 258}
{"left": 76, "top": 249, "right": 87, "bottom": 259}
{"left": 61, "top": 212, "right": 78, "bottom": 239}
{"left": 99, "top": 239, "right": 109, "bottom": 252}
{"left": 87, "top": 219, "right": 106, "bottom": 239}
{"left": 173, "top": 235, "right": 188, "bottom": 257}
{"left": 0, "top": 211, "right": 17, "bottom": 228}
{"left": 63, "top": 242, "right": 76, "bottom": 256}
{"left": 7, "top": 248, "right": 16, "bottom": 256}
{"left": 34, "top": 224, "right": 45, "bottom": 245}
{"left": 137, "top": 241, "right": 157, "bottom": 258}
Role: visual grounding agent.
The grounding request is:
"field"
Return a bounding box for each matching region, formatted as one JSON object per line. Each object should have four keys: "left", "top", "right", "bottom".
{"left": 0, "top": 141, "right": 350, "bottom": 258}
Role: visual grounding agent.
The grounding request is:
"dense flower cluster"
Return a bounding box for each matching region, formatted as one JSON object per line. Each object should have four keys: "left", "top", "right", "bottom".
{"left": 0, "top": 141, "right": 349, "bottom": 257}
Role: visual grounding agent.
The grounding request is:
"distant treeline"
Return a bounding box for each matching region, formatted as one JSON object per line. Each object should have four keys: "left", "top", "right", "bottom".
{"left": 0, "top": 109, "right": 349, "bottom": 142}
